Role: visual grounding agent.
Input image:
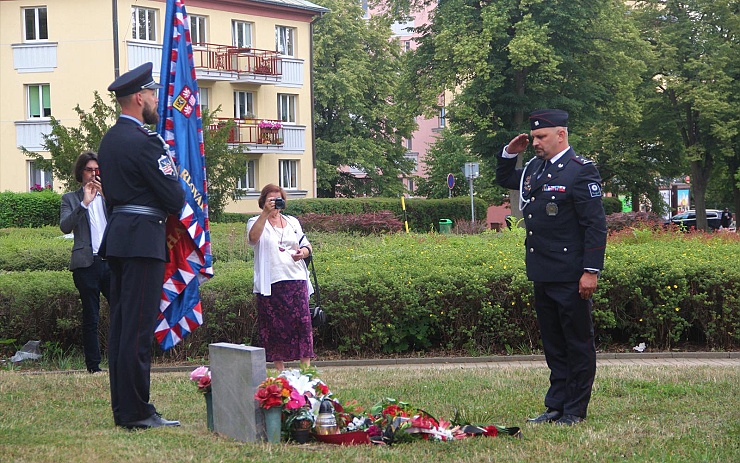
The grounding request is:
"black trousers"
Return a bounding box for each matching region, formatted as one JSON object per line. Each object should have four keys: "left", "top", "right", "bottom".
{"left": 533, "top": 281, "right": 596, "bottom": 418}
{"left": 72, "top": 256, "right": 110, "bottom": 371}
{"left": 107, "top": 256, "right": 164, "bottom": 425}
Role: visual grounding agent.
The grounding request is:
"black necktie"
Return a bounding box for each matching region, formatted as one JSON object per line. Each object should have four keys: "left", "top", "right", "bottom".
{"left": 536, "top": 161, "right": 548, "bottom": 180}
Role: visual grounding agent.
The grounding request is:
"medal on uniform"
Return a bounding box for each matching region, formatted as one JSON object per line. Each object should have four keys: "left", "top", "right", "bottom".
{"left": 546, "top": 202, "right": 558, "bottom": 216}
{"left": 523, "top": 174, "right": 532, "bottom": 193}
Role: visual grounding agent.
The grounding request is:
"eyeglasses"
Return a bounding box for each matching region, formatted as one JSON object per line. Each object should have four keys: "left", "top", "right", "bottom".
{"left": 83, "top": 168, "right": 100, "bottom": 174}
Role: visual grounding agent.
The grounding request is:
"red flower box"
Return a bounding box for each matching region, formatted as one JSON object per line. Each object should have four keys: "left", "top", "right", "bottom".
{"left": 313, "top": 431, "right": 370, "bottom": 445}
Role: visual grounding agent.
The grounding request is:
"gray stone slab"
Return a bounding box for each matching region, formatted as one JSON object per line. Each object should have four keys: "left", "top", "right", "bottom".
{"left": 209, "top": 343, "right": 267, "bottom": 442}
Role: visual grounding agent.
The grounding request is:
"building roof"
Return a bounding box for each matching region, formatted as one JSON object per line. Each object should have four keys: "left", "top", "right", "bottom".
{"left": 251, "top": 0, "right": 329, "bottom": 14}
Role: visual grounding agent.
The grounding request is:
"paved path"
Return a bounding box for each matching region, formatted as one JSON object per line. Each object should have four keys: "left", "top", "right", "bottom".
{"left": 308, "top": 353, "right": 740, "bottom": 371}
{"left": 140, "top": 352, "right": 740, "bottom": 374}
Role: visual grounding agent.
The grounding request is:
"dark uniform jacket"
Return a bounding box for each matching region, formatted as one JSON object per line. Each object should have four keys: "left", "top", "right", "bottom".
{"left": 497, "top": 148, "right": 607, "bottom": 282}
{"left": 60, "top": 188, "right": 108, "bottom": 270}
{"left": 98, "top": 117, "right": 184, "bottom": 261}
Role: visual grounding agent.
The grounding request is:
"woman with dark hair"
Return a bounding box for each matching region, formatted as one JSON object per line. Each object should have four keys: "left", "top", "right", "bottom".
{"left": 247, "top": 184, "right": 314, "bottom": 371}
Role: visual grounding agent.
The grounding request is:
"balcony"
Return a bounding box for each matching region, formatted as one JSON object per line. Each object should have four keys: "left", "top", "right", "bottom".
{"left": 192, "top": 44, "right": 282, "bottom": 84}
{"left": 127, "top": 42, "right": 304, "bottom": 86}
{"left": 209, "top": 118, "right": 306, "bottom": 153}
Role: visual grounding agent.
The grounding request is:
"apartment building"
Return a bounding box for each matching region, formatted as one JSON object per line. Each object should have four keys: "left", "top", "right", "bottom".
{"left": 0, "top": 0, "right": 326, "bottom": 213}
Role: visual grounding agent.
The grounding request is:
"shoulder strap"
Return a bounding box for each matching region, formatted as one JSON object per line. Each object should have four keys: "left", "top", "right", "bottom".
{"left": 308, "top": 250, "right": 320, "bottom": 307}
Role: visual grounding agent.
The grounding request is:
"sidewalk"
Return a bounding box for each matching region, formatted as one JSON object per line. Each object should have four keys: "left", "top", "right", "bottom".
{"left": 148, "top": 351, "right": 740, "bottom": 374}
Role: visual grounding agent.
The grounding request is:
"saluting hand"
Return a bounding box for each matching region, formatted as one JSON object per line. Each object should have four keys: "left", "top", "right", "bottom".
{"left": 507, "top": 133, "right": 530, "bottom": 155}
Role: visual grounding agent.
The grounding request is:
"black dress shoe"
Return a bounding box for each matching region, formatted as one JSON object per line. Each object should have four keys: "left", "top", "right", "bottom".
{"left": 526, "top": 408, "right": 563, "bottom": 423}
{"left": 120, "top": 413, "right": 181, "bottom": 430}
{"left": 87, "top": 367, "right": 102, "bottom": 374}
{"left": 555, "top": 414, "right": 584, "bottom": 426}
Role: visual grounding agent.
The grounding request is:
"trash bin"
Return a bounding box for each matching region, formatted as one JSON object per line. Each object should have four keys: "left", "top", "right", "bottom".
{"left": 439, "top": 219, "right": 453, "bottom": 234}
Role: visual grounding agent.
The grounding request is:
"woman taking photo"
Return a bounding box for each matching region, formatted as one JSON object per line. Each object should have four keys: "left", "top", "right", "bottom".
{"left": 247, "top": 184, "right": 314, "bottom": 371}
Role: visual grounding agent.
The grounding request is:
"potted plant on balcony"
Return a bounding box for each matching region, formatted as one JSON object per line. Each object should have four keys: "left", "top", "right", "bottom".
{"left": 241, "top": 112, "right": 256, "bottom": 124}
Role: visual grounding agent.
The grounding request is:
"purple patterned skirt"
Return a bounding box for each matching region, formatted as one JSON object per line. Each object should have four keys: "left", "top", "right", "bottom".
{"left": 256, "top": 280, "right": 314, "bottom": 362}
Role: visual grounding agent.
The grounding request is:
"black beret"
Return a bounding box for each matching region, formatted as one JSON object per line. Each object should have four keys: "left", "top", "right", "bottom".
{"left": 108, "top": 62, "right": 162, "bottom": 97}
{"left": 529, "top": 109, "right": 568, "bottom": 130}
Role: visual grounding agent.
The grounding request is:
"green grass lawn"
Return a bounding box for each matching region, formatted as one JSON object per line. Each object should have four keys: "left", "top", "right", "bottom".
{"left": 1, "top": 364, "right": 738, "bottom": 462}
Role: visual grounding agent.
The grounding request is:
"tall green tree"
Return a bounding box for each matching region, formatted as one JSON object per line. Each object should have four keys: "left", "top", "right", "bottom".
{"left": 415, "top": 128, "right": 502, "bottom": 202}
{"left": 313, "top": 0, "right": 416, "bottom": 197}
{"left": 632, "top": 0, "right": 740, "bottom": 230}
{"left": 404, "top": 0, "right": 649, "bottom": 214}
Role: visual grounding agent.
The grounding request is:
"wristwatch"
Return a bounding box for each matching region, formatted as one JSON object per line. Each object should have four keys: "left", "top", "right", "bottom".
{"left": 584, "top": 269, "right": 600, "bottom": 276}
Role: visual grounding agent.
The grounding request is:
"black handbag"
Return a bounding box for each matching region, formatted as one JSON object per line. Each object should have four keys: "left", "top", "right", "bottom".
{"left": 306, "top": 249, "right": 326, "bottom": 328}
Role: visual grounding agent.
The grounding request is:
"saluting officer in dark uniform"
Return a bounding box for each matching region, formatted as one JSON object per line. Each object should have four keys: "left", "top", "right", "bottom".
{"left": 496, "top": 109, "right": 607, "bottom": 426}
{"left": 98, "top": 62, "right": 185, "bottom": 429}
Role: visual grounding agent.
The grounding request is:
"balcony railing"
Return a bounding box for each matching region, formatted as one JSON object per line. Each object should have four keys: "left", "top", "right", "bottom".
{"left": 192, "top": 44, "right": 282, "bottom": 80}
{"left": 208, "top": 118, "right": 306, "bottom": 152}
{"left": 210, "top": 118, "right": 284, "bottom": 145}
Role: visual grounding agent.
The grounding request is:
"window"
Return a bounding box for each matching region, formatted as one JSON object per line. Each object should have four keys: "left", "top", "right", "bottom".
{"left": 361, "top": 0, "right": 369, "bottom": 19}
{"left": 405, "top": 137, "right": 413, "bottom": 150}
{"left": 275, "top": 26, "right": 295, "bottom": 56}
{"left": 199, "top": 88, "right": 209, "bottom": 112}
{"left": 407, "top": 178, "right": 415, "bottom": 192}
{"left": 403, "top": 40, "right": 411, "bottom": 52}
{"left": 190, "top": 15, "right": 207, "bottom": 46}
{"left": 237, "top": 160, "right": 256, "bottom": 191}
{"left": 232, "top": 21, "right": 253, "bottom": 48}
{"left": 438, "top": 107, "right": 446, "bottom": 128}
{"left": 278, "top": 94, "right": 296, "bottom": 123}
{"left": 29, "top": 161, "right": 53, "bottom": 190}
{"left": 27, "top": 84, "right": 51, "bottom": 118}
{"left": 234, "top": 91, "right": 254, "bottom": 119}
{"left": 279, "top": 160, "right": 298, "bottom": 189}
{"left": 132, "top": 7, "right": 157, "bottom": 41}
{"left": 23, "top": 7, "right": 48, "bottom": 41}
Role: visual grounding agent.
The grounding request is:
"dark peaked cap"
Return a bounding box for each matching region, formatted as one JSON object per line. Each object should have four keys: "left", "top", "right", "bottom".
{"left": 529, "top": 109, "right": 569, "bottom": 130}
{"left": 108, "top": 62, "right": 162, "bottom": 97}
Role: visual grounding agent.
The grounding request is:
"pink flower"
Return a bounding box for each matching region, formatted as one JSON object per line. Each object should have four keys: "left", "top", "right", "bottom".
{"left": 285, "top": 389, "right": 307, "bottom": 410}
{"left": 190, "top": 366, "right": 210, "bottom": 381}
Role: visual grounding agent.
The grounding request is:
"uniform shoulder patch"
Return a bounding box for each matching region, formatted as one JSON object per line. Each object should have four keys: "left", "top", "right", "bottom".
{"left": 158, "top": 154, "right": 176, "bottom": 177}
{"left": 588, "top": 182, "right": 602, "bottom": 197}
{"left": 136, "top": 125, "right": 158, "bottom": 137}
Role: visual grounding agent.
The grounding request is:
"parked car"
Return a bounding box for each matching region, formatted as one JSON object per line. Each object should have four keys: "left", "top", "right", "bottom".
{"left": 668, "top": 209, "right": 722, "bottom": 230}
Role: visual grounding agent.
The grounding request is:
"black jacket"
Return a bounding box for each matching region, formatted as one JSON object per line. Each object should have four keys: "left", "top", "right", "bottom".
{"left": 496, "top": 148, "right": 607, "bottom": 282}
{"left": 98, "top": 117, "right": 184, "bottom": 261}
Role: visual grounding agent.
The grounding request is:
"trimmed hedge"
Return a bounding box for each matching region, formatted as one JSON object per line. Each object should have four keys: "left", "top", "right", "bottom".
{"left": 0, "top": 191, "right": 61, "bottom": 228}
{"left": 2, "top": 225, "right": 740, "bottom": 359}
{"left": 221, "top": 197, "right": 488, "bottom": 233}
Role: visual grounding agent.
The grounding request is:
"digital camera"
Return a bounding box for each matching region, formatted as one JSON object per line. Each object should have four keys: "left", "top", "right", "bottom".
{"left": 273, "top": 197, "right": 286, "bottom": 209}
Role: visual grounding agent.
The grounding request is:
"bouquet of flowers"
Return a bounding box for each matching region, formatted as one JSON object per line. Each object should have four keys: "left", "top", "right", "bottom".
{"left": 189, "top": 366, "right": 212, "bottom": 393}
{"left": 254, "top": 377, "right": 295, "bottom": 409}
{"left": 258, "top": 120, "right": 282, "bottom": 130}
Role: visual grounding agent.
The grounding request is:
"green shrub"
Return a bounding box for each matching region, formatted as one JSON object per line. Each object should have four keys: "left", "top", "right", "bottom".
{"left": 602, "top": 196, "right": 622, "bottom": 215}
{"left": 0, "top": 191, "right": 62, "bottom": 228}
{"left": 1, "top": 226, "right": 739, "bottom": 358}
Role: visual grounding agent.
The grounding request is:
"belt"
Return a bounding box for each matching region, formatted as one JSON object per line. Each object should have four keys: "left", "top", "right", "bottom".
{"left": 112, "top": 205, "right": 167, "bottom": 220}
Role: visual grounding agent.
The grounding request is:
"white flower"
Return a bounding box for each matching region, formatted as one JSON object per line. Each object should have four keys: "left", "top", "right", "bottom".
{"left": 279, "top": 369, "right": 319, "bottom": 396}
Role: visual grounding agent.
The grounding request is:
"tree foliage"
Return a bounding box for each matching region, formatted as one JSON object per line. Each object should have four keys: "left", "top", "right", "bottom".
{"left": 23, "top": 91, "right": 118, "bottom": 192}
{"left": 200, "top": 107, "right": 248, "bottom": 221}
{"left": 313, "top": 0, "right": 417, "bottom": 197}
{"left": 632, "top": 0, "right": 740, "bottom": 229}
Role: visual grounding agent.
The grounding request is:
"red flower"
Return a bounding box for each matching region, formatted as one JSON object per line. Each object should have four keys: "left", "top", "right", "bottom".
{"left": 482, "top": 425, "right": 499, "bottom": 437}
{"left": 318, "top": 383, "right": 329, "bottom": 395}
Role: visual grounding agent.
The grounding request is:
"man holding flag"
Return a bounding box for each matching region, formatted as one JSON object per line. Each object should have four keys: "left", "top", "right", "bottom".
{"left": 99, "top": 62, "right": 185, "bottom": 429}
{"left": 98, "top": 0, "right": 212, "bottom": 429}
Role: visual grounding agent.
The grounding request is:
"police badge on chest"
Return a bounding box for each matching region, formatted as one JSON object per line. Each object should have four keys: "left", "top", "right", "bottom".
{"left": 546, "top": 202, "right": 558, "bottom": 216}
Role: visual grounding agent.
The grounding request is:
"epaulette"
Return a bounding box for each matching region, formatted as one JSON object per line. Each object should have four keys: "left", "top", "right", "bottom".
{"left": 571, "top": 154, "right": 593, "bottom": 165}
{"left": 136, "top": 125, "right": 158, "bottom": 137}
